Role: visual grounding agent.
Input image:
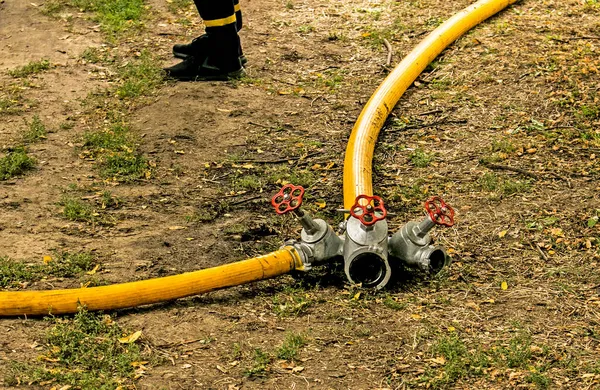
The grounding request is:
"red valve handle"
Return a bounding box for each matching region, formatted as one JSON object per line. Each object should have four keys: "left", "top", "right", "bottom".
{"left": 350, "top": 195, "right": 387, "bottom": 226}
{"left": 424, "top": 196, "right": 455, "bottom": 227}
{"left": 271, "top": 184, "right": 305, "bottom": 215}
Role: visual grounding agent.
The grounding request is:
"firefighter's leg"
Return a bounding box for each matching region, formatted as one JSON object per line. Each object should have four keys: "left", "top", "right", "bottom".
{"left": 165, "top": 0, "right": 243, "bottom": 81}
{"left": 172, "top": 1, "right": 246, "bottom": 65}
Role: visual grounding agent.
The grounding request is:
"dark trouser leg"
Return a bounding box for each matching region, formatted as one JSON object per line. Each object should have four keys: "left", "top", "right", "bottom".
{"left": 234, "top": 0, "right": 242, "bottom": 32}
{"left": 233, "top": 0, "right": 244, "bottom": 58}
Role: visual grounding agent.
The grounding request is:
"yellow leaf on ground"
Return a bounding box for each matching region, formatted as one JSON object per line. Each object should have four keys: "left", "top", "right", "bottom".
{"left": 119, "top": 330, "right": 142, "bottom": 344}
{"left": 498, "top": 230, "right": 508, "bottom": 238}
{"left": 501, "top": 281, "right": 508, "bottom": 290}
{"left": 315, "top": 201, "right": 326, "bottom": 209}
{"left": 86, "top": 264, "right": 100, "bottom": 275}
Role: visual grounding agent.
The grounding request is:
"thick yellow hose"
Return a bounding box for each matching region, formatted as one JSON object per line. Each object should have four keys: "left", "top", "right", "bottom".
{"left": 0, "top": 248, "right": 302, "bottom": 316}
{"left": 343, "top": 0, "right": 519, "bottom": 209}
{"left": 0, "top": 0, "right": 518, "bottom": 317}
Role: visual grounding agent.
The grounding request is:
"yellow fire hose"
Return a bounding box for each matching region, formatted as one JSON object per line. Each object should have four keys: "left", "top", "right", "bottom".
{"left": 0, "top": 0, "right": 517, "bottom": 317}
{"left": 0, "top": 249, "right": 303, "bottom": 316}
{"left": 343, "top": 0, "right": 519, "bottom": 208}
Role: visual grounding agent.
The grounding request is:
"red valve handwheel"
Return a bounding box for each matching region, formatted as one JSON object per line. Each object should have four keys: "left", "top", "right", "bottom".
{"left": 271, "top": 184, "right": 305, "bottom": 215}
{"left": 424, "top": 196, "right": 455, "bottom": 227}
{"left": 350, "top": 195, "right": 387, "bottom": 226}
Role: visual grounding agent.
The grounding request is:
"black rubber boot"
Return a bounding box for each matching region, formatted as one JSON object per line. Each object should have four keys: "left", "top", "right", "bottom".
{"left": 164, "top": 55, "right": 243, "bottom": 81}
{"left": 172, "top": 34, "right": 247, "bottom": 65}
{"left": 165, "top": 31, "right": 244, "bottom": 81}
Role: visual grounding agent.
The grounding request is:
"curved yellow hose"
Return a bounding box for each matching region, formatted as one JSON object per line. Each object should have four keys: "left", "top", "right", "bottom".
{"left": 0, "top": 0, "right": 518, "bottom": 317}
{"left": 343, "top": 0, "right": 519, "bottom": 209}
{"left": 0, "top": 248, "right": 303, "bottom": 316}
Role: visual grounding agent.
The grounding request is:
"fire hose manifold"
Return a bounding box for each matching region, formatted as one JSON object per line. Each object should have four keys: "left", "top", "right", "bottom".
{"left": 0, "top": 0, "right": 519, "bottom": 316}
{"left": 272, "top": 184, "right": 455, "bottom": 290}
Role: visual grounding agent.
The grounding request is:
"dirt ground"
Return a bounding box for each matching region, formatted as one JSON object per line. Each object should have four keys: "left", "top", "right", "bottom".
{"left": 1, "top": 0, "right": 600, "bottom": 388}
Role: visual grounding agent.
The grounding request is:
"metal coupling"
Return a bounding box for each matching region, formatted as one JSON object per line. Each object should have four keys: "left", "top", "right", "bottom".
{"left": 343, "top": 195, "right": 391, "bottom": 289}
{"left": 388, "top": 196, "right": 454, "bottom": 274}
{"left": 272, "top": 184, "right": 343, "bottom": 270}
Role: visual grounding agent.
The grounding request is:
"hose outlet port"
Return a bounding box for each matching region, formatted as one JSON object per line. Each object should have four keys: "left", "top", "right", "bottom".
{"left": 427, "top": 248, "right": 446, "bottom": 274}
{"left": 347, "top": 253, "right": 387, "bottom": 288}
{"left": 416, "top": 246, "right": 449, "bottom": 274}
{"left": 344, "top": 247, "right": 392, "bottom": 290}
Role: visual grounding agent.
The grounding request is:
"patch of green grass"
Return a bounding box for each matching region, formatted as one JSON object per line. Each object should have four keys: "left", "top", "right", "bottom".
{"left": 167, "top": 0, "right": 192, "bottom": 13}
{"left": 491, "top": 138, "right": 516, "bottom": 153}
{"left": 100, "top": 152, "right": 149, "bottom": 182}
{"left": 409, "top": 148, "right": 434, "bottom": 168}
{"left": 418, "top": 330, "right": 555, "bottom": 389}
{"left": 0, "top": 252, "right": 98, "bottom": 288}
{"left": 61, "top": 196, "right": 95, "bottom": 222}
{"left": 22, "top": 115, "right": 47, "bottom": 143}
{"left": 419, "top": 334, "right": 490, "bottom": 388}
{"left": 526, "top": 369, "right": 551, "bottom": 389}
{"left": 477, "top": 172, "right": 531, "bottom": 196}
{"left": 425, "top": 16, "right": 444, "bottom": 27}
{"left": 41, "top": 0, "right": 66, "bottom": 15}
{"left": 81, "top": 122, "right": 150, "bottom": 182}
{"left": 0, "top": 93, "right": 23, "bottom": 115}
{"left": 81, "top": 47, "right": 115, "bottom": 65}
{"left": 429, "top": 77, "right": 451, "bottom": 90}
{"left": 578, "top": 105, "right": 599, "bottom": 120}
{"left": 383, "top": 296, "right": 406, "bottom": 310}
{"left": 100, "top": 190, "right": 121, "bottom": 209}
{"left": 8, "top": 60, "right": 51, "bottom": 78}
{"left": 272, "top": 289, "right": 313, "bottom": 317}
{"left": 71, "top": 0, "right": 146, "bottom": 37}
{"left": 361, "top": 18, "right": 406, "bottom": 47}
{"left": 267, "top": 167, "right": 318, "bottom": 188}
{"left": 276, "top": 333, "right": 307, "bottom": 361}
{"left": 582, "top": 131, "right": 600, "bottom": 147}
{"left": 0, "top": 257, "right": 38, "bottom": 288}
{"left": 83, "top": 124, "right": 131, "bottom": 156}
{"left": 244, "top": 348, "right": 272, "bottom": 378}
{"left": 48, "top": 251, "right": 97, "bottom": 277}
{"left": 297, "top": 24, "right": 314, "bottom": 34}
{"left": 0, "top": 148, "right": 36, "bottom": 180}
{"left": 115, "top": 50, "right": 164, "bottom": 99}
{"left": 4, "top": 308, "right": 147, "bottom": 389}
{"left": 497, "top": 332, "right": 532, "bottom": 369}
{"left": 233, "top": 174, "right": 263, "bottom": 191}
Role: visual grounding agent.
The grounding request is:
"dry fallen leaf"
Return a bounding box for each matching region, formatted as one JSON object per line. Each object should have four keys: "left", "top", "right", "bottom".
{"left": 86, "top": 264, "right": 100, "bottom": 275}
{"left": 118, "top": 330, "right": 142, "bottom": 344}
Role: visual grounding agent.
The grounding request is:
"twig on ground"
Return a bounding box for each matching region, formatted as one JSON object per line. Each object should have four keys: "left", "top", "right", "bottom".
{"left": 230, "top": 195, "right": 263, "bottom": 206}
{"left": 237, "top": 151, "right": 320, "bottom": 164}
{"left": 568, "top": 35, "right": 600, "bottom": 40}
{"left": 383, "top": 38, "right": 393, "bottom": 67}
{"left": 530, "top": 241, "right": 550, "bottom": 262}
{"left": 480, "top": 161, "right": 538, "bottom": 178}
{"left": 417, "top": 108, "right": 444, "bottom": 116}
{"left": 386, "top": 118, "right": 467, "bottom": 133}
{"left": 248, "top": 121, "right": 278, "bottom": 131}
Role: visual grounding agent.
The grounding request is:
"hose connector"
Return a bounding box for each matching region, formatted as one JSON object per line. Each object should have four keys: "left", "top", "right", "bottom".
{"left": 272, "top": 185, "right": 343, "bottom": 270}
{"left": 388, "top": 196, "right": 454, "bottom": 274}
{"left": 343, "top": 195, "right": 391, "bottom": 289}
